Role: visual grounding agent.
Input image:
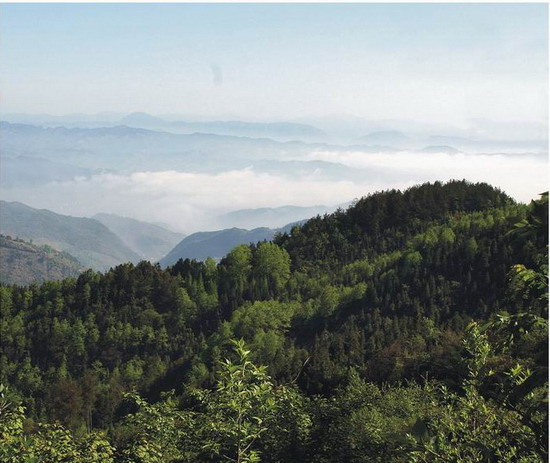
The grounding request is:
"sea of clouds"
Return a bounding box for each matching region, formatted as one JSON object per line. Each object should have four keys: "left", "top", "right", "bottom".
{"left": 1, "top": 149, "right": 547, "bottom": 234}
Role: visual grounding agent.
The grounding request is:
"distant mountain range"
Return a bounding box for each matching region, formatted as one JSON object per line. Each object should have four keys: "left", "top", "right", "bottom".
{"left": 93, "top": 213, "right": 185, "bottom": 261}
{"left": 0, "top": 155, "right": 105, "bottom": 188}
{"left": 0, "top": 121, "right": 412, "bottom": 190}
{"left": 1, "top": 113, "right": 328, "bottom": 142}
{"left": 3, "top": 112, "right": 546, "bottom": 149}
{"left": 159, "top": 222, "right": 301, "bottom": 267}
{"left": 0, "top": 121, "right": 303, "bottom": 172}
{"left": 119, "top": 112, "right": 327, "bottom": 141}
{"left": 167, "top": 120, "right": 325, "bottom": 141}
{"left": 0, "top": 234, "right": 83, "bottom": 285}
{"left": 357, "top": 130, "right": 410, "bottom": 147}
{"left": 0, "top": 201, "right": 140, "bottom": 271}
{"left": 3, "top": 120, "right": 542, "bottom": 185}
{"left": 425, "top": 135, "right": 547, "bottom": 153}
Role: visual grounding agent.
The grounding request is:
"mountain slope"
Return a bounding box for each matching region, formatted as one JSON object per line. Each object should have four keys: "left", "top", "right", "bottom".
{"left": 0, "top": 235, "right": 83, "bottom": 285}
{"left": 0, "top": 155, "right": 101, "bottom": 187}
{"left": 93, "top": 213, "right": 185, "bottom": 261}
{"left": 0, "top": 201, "right": 141, "bottom": 270}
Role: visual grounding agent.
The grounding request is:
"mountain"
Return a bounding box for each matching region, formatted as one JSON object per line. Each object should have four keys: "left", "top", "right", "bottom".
{"left": 0, "top": 121, "right": 402, "bottom": 174}
{"left": 0, "top": 121, "right": 295, "bottom": 172}
{"left": 0, "top": 201, "right": 141, "bottom": 270}
{"left": 1, "top": 113, "right": 327, "bottom": 142}
{"left": 93, "top": 213, "right": 185, "bottom": 261}
{"left": 0, "top": 155, "right": 102, "bottom": 187}
{"left": 426, "top": 135, "right": 548, "bottom": 153}
{"left": 92, "top": 113, "right": 328, "bottom": 142}
{"left": 217, "top": 204, "right": 337, "bottom": 230}
{"left": 119, "top": 112, "right": 167, "bottom": 128}
{"left": 0, "top": 234, "right": 83, "bottom": 285}
{"left": 168, "top": 120, "right": 326, "bottom": 141}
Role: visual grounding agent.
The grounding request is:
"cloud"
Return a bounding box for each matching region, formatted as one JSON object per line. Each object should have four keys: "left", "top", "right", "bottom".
{"left": 2, "top": 150, "right": 546, "bottom": 234}
{"left": 0, "top": 169, "right": 371, "bottom": 234}
{"left": 302, "top": 150, "right": 548, "bottom": 203}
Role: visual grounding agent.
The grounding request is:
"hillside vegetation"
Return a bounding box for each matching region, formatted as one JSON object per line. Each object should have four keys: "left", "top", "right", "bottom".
{"left": 0, "top": 235, "right": 83, "bottom": 285}
{"left": 0, "top": 180, "right": 547, "bottom": 462}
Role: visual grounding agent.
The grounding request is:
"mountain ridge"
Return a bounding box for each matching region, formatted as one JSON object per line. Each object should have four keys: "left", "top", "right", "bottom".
{"left": 0, "top": 201, "right": 141, "bottom": 271}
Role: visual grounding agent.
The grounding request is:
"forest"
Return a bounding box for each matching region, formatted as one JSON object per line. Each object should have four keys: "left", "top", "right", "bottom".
{"left": 0, "top": 180, "right": 547, "bottom": 462}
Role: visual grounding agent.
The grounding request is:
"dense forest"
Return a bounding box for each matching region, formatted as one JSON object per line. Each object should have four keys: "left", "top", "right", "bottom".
{"left": 0, "top": 180, "right": 547, "bottom": 462}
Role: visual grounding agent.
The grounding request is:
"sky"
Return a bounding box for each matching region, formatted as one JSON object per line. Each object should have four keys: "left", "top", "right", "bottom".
{"left": 1, "top": 3, "right": 548, "bottom": 126}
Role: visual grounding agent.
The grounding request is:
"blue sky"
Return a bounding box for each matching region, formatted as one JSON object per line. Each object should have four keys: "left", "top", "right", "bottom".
{"left": 1, "top": 3, "right": 547, "bottom": 124}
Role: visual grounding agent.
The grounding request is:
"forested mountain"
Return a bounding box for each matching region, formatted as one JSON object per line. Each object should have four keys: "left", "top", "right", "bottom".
{"left": 0, "top": 235, "right": 83, "bottom": 285}
{"left": 93, "top": 213, "right": 185, "bottom": 262}
{"left": 0, "top": 201, "right": 140, "bottom": 270}
{"left": 0, "top": 181, "right": 547, "bottom": 462}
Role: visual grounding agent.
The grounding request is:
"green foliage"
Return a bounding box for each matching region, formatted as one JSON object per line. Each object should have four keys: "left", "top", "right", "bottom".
{"left": 193, "top": 339, "right": 280, "bottom": 462}
{"left": 406, "top": 385, "right": 541, "bottom": 462}
{"left": 0, "top": 384, "right": 114, "bottom": 463}
{"left": 115, "top": 340, "right": 310, "bottom": 463}
{"left": 308, "top": 371, "right": 434, "bottom": 462}
{"left": 405, "top": 321, "right": 545, "bottom": 462}
{"left": 253, "top": 242, "right": 291, "bottom": 298}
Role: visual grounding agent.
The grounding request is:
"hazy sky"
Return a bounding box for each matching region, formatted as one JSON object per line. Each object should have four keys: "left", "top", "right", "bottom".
{"left": 1, "top": 3, "right": 547, "bottom": 125}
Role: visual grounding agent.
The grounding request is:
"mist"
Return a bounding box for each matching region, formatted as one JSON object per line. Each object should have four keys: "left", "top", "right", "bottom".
{"left": 1, "top": 148, "right": 546, "bottom": 234}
